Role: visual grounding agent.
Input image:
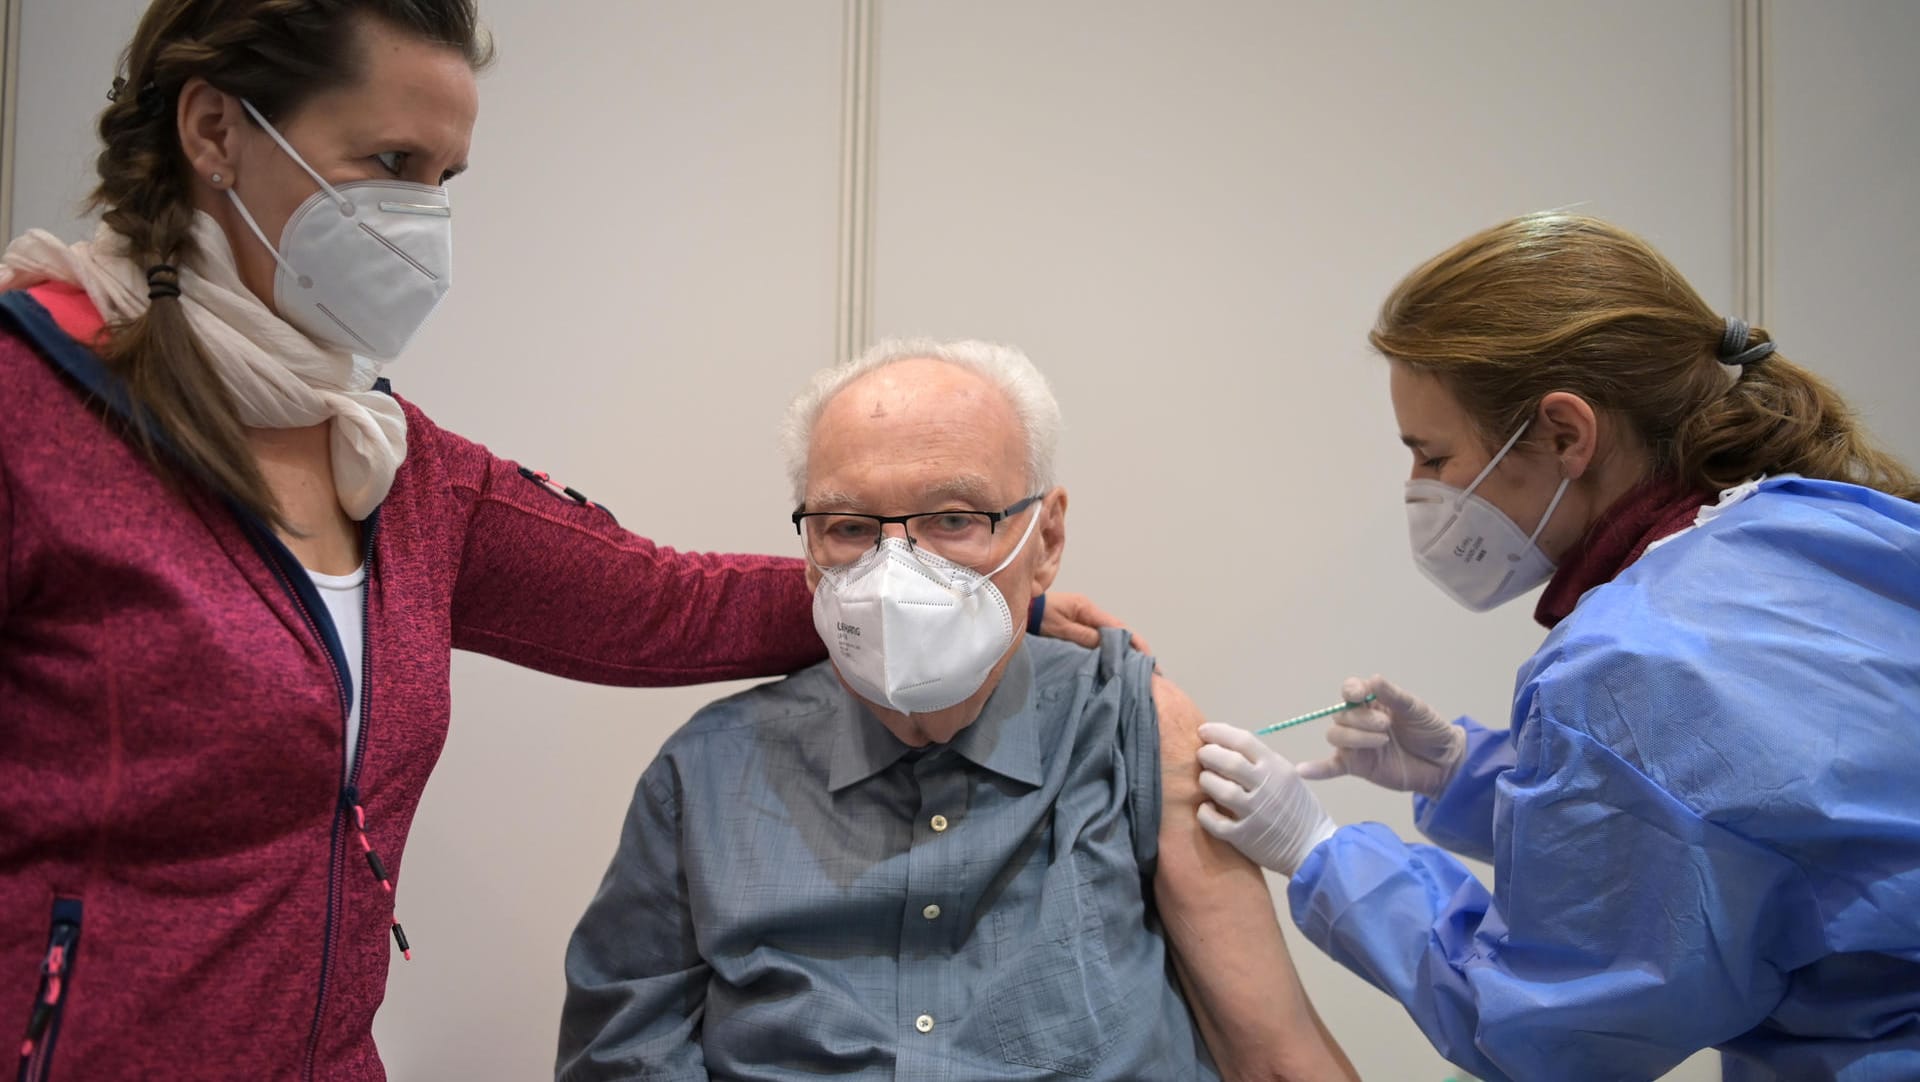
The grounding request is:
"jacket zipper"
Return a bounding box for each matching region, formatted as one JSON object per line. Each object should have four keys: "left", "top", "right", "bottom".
{"left": 259, "top": 540, "right": 350, "bottom": 1082}
{"left": 340, "top": 532, "right": 409, "bottom": 951}
{"left": 244, "top": 512, "right": 382, "bottom": 1082}
{"left": 343, "top": 534, "right": 410, "bottom": 962}
{"left": 16, "top": 897, "right": 82, "bottom": 1082}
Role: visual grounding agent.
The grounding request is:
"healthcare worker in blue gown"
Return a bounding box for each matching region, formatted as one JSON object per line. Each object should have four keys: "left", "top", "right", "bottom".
{"left": 1194, "top": 213, "right": 1920, "bottom": 1082}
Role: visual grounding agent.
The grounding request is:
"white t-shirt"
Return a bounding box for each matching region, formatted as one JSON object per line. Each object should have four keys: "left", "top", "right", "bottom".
{"left": 307, "top": 565, "right": 368, "bottom": 779}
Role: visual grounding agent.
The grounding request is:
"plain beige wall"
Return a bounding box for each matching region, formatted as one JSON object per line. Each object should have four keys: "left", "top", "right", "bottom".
{"left": 8, "top": 0, "right": 148, "bottom": 241}
{"left": 7, "top": 2, "right": 1917, "bottom": 1080}
{"left": 1770, "top": 0, "right": 1920, "bottom": 465}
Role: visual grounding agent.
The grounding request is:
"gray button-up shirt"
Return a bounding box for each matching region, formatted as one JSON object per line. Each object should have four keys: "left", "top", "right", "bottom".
{"left": 557, "top": 631, "right": 1218, "bottom": 1081}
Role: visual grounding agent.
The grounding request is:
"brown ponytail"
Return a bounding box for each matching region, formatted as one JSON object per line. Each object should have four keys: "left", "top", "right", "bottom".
{"left": 1370, "top": 213, "right": 1920, "bottom": 502}
{"left": 1676, "top": 327, "right": 1920, "bottom": 500}
{"left": 84, "top": 0, "right": 493, "bottom": 528}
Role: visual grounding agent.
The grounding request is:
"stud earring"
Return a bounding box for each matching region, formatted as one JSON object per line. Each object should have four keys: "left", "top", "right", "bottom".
{"left": 210, "top": 172, "right": 224, "bottom": 185}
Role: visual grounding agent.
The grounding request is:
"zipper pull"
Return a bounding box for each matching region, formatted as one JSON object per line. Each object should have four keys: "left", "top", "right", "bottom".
{"left": 20, "top": 924, "right": 75, "bottom": 1057}
{"left": 348, "top": 797, "right": 412, "bottom": 961}
{"left": 517, "top": 466, "right": 611, "bottom": 516}
{"left": 352, "top": 803, "right": 393, "bottom": 893}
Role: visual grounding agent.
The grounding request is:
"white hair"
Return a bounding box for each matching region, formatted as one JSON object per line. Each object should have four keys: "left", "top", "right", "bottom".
{"left": 781, "top": 337, "right": 1062, "bottom": 504}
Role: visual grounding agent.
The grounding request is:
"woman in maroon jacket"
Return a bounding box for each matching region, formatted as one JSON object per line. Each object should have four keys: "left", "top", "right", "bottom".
{"left": 0, "top": 2, "right": 1111, "bottom": 1078}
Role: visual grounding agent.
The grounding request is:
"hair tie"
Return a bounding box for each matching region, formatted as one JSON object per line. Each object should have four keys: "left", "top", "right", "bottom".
{"left": 108, "top": 77, "right": 166, "bottom": 118}
{"left": 146, "top": 264, "right": 182, "bottom": 301}
{"left": 1718, "top": 316, "right": 1776, "bottom": 368}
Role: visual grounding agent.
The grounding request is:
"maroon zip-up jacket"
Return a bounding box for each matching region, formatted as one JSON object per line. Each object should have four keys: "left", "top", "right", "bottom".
{"left": 0, "top": 286, "right": 823, "bottom": 1081}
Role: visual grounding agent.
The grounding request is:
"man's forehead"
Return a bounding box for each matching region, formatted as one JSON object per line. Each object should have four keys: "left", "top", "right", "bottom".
{"left": 804, "top": 474, "right": 1002, "bottom": 512}
{"left": 817, "top": 376, "right": 1013, "bottom": 448}
{"left": 833, "top": 357, "right": 1008, "bottom": 412}
{"left": 807, "top": 362, "right": 1024, "bottom": 497}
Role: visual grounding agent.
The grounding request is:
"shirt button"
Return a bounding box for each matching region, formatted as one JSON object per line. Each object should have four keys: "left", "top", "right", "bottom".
{"left": 929, "top": 814, "right": 949, "bottom": 832}
{"left": 914, "top": 1014, "right": 934, "bottom": 1034}
{"left": 922, "top": 904, "right": 941, "bottom": 920}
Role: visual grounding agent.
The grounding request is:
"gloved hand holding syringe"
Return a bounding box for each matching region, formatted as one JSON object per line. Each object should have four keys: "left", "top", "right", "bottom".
{"left": 1256, "top": 693, "right": 1377, "bottom": 735}
{"left": 1195, "top": 677, "right": 1474, "bottom": 876}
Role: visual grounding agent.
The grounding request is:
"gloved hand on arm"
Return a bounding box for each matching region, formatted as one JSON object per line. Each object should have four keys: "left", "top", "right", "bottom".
{"left": 1195, "top": 723, "right": 1337, "bottom": 876}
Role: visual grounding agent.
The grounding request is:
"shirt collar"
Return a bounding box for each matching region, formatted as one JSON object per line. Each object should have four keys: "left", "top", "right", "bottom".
{"left": 826, "top": 643, "right": 1043, "bottom": 792}
{"left": 947, "top": 646, "right": 1042, "bottom": 787}
{"left": 827, "top": 699, "right": 916, "bottom": 793}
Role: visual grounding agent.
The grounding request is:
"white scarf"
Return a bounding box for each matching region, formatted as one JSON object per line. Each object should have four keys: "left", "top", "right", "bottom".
{"left": 0, "top": 213, "right": 406, "bottom": 519}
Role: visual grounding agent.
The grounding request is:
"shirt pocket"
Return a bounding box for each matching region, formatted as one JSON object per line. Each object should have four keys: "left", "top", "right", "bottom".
{"left": 985, "top": 850, "right": 1132, "bottom": 1077}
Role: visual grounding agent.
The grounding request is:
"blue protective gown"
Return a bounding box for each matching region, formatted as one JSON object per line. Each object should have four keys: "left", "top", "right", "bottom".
{"left": 1290, "top": 478, "right": 1920, "bottom": 1081}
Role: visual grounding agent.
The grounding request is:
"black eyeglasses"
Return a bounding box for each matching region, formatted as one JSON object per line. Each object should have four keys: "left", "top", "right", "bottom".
{"left": 792, "top": 495, "right": 1042, "bottom": 570}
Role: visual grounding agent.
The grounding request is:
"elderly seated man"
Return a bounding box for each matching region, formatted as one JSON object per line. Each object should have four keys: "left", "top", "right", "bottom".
{"left": 556, "top": 339, "right": 1352, "bottom": 1081}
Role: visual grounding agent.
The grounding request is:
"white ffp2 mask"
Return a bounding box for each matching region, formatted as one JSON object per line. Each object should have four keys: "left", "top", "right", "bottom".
{"left": 1406, "top": 421, "right": 1570, "bottom": 613}
{"left": 812, "top": 509, "right": 1040, "bottom": 715}
{"left": 225, "top": 99, "right": 453, "bottom": 361}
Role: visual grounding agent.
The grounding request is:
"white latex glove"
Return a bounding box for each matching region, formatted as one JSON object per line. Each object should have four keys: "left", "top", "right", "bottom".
{"left": 1296, "top": 675, "right": 1466, "bottom": 800}
{"left": 1195, "top": 722, "right": 1338, "bottom": 876}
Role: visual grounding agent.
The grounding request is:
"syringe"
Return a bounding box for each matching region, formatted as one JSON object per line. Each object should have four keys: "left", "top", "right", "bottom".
{"left": 1256, "top": 693, "right": 1378, "bottom": 736}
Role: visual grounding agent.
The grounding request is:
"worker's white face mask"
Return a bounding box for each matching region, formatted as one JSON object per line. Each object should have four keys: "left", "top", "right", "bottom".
{"left": 811, "top": 510, "right": 1039, "bottom": 715}
{"left": 1406, "top": 420, "right": 1570, "bottom": 613}
{"left": 225, "top": 99, "right": 453, "bottom": 361}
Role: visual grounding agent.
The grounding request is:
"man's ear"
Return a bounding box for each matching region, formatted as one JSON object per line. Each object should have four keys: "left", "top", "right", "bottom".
{"left": 1029, "top": 487, "right": 1067, "bottom": 595}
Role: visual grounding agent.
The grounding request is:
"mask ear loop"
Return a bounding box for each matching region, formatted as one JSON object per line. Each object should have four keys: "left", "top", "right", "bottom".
{"left": 224, "top": 187, "right": 307, "bottom": 287}
{"left": 921, "top": 497, "right": 1044, "bottom": 592}
{"left": 1459, "top": 419, "right": 1535, "bottom": 501}
{"left": 239, "top": 99, "right": 354, "bottom": 212}
{"left": 223, "top": 99, "right": 355, "bottom": 289}
{"left": 1463, "top": 415, "right": 1571, "bottom": 557}
{"left": 1522, "top": 475, "right": 1573, "bottom": 554}
{"left": 982, "top": 498, "right": 1044, "bottom": 579}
